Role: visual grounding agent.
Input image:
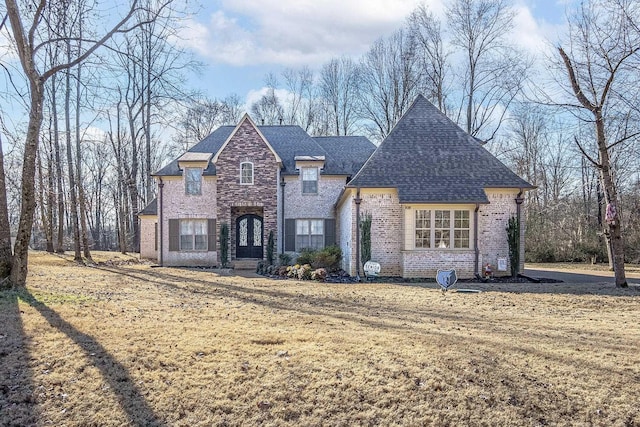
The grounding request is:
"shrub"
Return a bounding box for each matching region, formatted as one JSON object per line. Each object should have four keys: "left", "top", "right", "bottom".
{"left": 506, "top": 216, "right": 520, "bottom": 277}
{"left": 297, "top": 264, "right": 312, "bottom": 280}
{"left": 311, "top": 245, "right": 342, "bottom": 272}
{"left": 296, "top": 248, "right": 315, "bottom": 266}
{"left": 311, "top": 268, "right": 327, "bottom": 281}
{"left": 267, "top": 230, "right": 275, "bottom": 265}
{"left": 219, "top": 223, "right": 230, "bottom": 268}
{"left": 360, "top": 213, "right": 372, "bottom": 266}
{"left": 256, "top": 261, "right": 267, "bottom": 275}
{"left": 278, "top": 253, "right": 292, "bottom": 266}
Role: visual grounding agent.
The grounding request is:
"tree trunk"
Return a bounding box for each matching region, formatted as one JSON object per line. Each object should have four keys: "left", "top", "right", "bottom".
{"left": 45, "top": 132, "right": 55, "bottom": 253}
{"left": 595, "top": 115, "right": 627, "bottom": 287}
{"left": 10, "top": 78, "right": 45, "bottom": 287}
{"left": 52, "top": 76, "right": 65, "bottom": 253}
{"left": 37, "top": 148, "right": 53, "bottom": 252}
{"left": 75, "top": 54, "right": 93, "bottom": 262}
{"left": 64, "top": 63, "right": 82, "bottom": 262}
{"left": 0, "top": 132, "right": 12, "bottom": 281}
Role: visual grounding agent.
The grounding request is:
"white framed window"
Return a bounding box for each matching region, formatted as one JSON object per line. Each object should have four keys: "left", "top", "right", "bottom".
{"left": 180, "top": 219, "right": 207, "bottom": 251}
{"left": 185, "top": 168, "right": 202, "bottom": 195}
{"left": 301, "top": 167, "right": 318, "bottom": 194}
{"left": 453, "top": 210, "right": 470, "bottom": 248}
{"left": 296, "top": 219, "right": 324, "bottom": 250}
{"left": 415, "top": 209, "right": 431, "bottom": 248}
{"left": 414, "top": 209, "right": 470, "bottom": 249}
{"left": 240, "top": 162, "right": 254, "bottom": 185}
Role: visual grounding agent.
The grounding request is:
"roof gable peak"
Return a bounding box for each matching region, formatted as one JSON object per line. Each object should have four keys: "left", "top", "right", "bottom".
{"left": 212, "top": 114, "right": 282, "bottom": 164}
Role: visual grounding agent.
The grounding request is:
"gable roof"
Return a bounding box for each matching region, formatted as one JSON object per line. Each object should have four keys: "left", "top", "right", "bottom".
{"left": 154, "top": 123, "right": 375, "bottom": 177}
{"left": 212, "top": 114, "right": 282, "bottom": 165}
{"left": 139, "top": 198, "right": 157, "bottom": 216}
{"left": 347, "top": 95, "right": 533, "bottom": 203}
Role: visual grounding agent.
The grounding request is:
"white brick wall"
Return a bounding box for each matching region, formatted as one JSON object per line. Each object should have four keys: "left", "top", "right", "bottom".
{"left": 283, "top": 174, "right": 346, "bottom": 219}
{"left": 337, "top": 188, "right": 525, "bottom": 279}
{"left": 478, "top": 189, "right": 523, "bottom": 275}
{"left": 402, "top": 250, "right": 476, "bottom": 278}
{"left": 159, "top": 175, "right": 218, "bottom": 266}
{"left": 337, "top": 192, "right": 353, "bottom": 272}
{"left": 357, "top": 189, "right": 404, "bottom": 277}
{"left": 139, "top": 216, "right": 157, "bottom": 260}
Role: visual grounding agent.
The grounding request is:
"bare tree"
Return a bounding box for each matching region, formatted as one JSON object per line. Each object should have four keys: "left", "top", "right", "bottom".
{"left": 281, "top": 67, "right": 317, "bottom": 132}
{"left": 172, "top": 95, "right": 242, "bottom": 153}
{"left": 359, "top": 29, "right": 423, "bottom": 141}
{"left": 319, "top": 56, "right": 361, "bottom": 136}
{"left": 447, "top": 0, "right": 528, "bottom": 141}
{"left": 408, "top": 4, "right": 451, "bottom": 113}
{"left": 1, "top": 0, "right": 171, "bottom": 286}
{"left": 554, "top": 0, "right": 640, "bottom": 287}
{"left": 251, "top": 75, "right": 285, "bottom": 125}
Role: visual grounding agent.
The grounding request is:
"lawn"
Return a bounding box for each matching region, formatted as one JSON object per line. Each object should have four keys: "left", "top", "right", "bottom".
{"left": 1, "top": 252, "right": 639, "bottom": 426}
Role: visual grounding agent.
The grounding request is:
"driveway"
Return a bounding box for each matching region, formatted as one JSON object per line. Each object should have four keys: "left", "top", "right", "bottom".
{"left": 524, "top": 266, "right": 640, "bottom": 285}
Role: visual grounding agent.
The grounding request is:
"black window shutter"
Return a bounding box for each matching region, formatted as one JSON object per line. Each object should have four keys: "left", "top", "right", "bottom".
{"left": 208, "top": 219, "right": 216, "bottom": 251}
{"left": 324, "top": 219, "right": 336, "bottom": 247}
{"left": 285, "top": 219, "right": 296, "bottom": 252}
{"left": 169, "top": 219, "right": 179, "bottom": 251}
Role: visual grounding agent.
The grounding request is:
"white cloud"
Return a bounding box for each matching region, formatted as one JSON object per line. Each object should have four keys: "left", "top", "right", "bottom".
{"left": 512, "top": 4, "right": 552, "bottom": 56}
{"left": 180, "top": 0, "right": 444, "bottom": 67}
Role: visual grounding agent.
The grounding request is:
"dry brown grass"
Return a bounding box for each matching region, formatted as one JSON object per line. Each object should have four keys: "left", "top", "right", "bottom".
{"left": 1, "top": 251, "right": 639, "bottom": 426}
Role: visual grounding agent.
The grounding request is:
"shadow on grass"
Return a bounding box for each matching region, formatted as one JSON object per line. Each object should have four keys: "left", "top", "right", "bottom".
{"left": 0, "top": 290, "right": 39, "bottom": 426}
{"left": 94, "top": 265, "right": 638, "bottom": 380}
{"left": 18, "top": 289, "right": 166, "bottom": 427}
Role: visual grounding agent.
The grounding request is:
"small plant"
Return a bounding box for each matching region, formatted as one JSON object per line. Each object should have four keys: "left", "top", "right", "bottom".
{"left": 278, "top": 253, "right": 292, "bottom": 266}
{"left": 267, "top": 230, "right": 275, "bottom": 265}
{"left": 311, "top": 268, "right": 327, "bottom": 281}
{"left": 219, "top": 223, "right": 229, "bottom": 268}
{"left": 360, "top": 213, "right": 372, "bottom": 266}
{"left": 296, "top": 248, "right": 315, "bottom": 266}
{"left": 506, "top": 216, "right": 520, "bottom": 278}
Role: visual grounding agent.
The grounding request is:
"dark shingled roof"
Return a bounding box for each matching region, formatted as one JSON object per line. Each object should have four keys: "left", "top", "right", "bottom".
{"left": 139, "top": 198, "right": 157, "bottom": 216}
{"left": 347, "top": 95, "right": 533, "bottom": 203}
{"left": 313, "top": 136, "right": 376, "bottom": 175}
{"left": 154, "top": 123, "right": 374, "bottom": 177}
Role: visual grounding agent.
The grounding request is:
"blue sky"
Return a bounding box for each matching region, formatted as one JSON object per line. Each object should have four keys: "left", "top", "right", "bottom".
{"left": 179, "top": 0, "right": 571, "bottom": 103}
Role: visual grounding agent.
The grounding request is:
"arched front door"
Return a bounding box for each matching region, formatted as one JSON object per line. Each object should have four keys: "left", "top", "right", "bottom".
{"left": 236, "top": 214, "right": 263, "bottom": 259}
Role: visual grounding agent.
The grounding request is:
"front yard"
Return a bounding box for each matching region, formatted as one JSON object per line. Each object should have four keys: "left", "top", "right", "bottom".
{"left": 1, "top": 252, "right": 639, "bottom": 426}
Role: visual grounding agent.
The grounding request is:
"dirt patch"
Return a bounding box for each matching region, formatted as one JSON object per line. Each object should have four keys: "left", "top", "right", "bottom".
{"left": 1, "top": 251, "right": 639, "bottom": 426}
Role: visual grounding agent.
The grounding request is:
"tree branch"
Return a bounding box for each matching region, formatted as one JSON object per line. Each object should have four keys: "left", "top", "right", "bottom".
{"left": 573, "top": 136, "right": 601, "bottom": 168}
{"left": 557, "top": 47, "right": 597, "bottom": 112}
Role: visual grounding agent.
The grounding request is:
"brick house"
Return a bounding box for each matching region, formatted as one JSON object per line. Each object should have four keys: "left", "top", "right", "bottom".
{"left": 140, "top": 95, "right": 533, "bottom": 278}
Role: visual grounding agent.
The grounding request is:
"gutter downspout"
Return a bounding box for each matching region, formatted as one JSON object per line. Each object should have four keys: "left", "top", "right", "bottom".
{"left": 474, "top": 204, "right": 480, "bottom": 277}
{"left": 355, "top": 188, "right": 361, "bottom": 281}
{"left": 515, "top": 189, "right": 525, "bottom": 275}
{"left": 280, "top": 175, "right": 286, "bottom": 255}
{"left": 158, "top": 177, "right": 164, "bottom": 266}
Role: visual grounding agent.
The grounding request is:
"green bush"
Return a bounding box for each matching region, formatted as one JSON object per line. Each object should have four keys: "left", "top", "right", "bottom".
{"left": 278, "top": 253, "right": 292, "bottom": 266}
{"left": 267, "top": 230, "right": 275, "bottom": 265}
{"left": 294, "top": 246, "right": 342, "bottom": 272}
{"left": 219, "top": 223, "right": 230, "bottom": 268}
{"left": 296, "top": 248, "right": 315, "bottom": 266}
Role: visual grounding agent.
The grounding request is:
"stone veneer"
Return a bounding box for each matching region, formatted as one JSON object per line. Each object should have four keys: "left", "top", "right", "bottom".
{"left": 215, "top": 119, "right": 279, "bottom": 260}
